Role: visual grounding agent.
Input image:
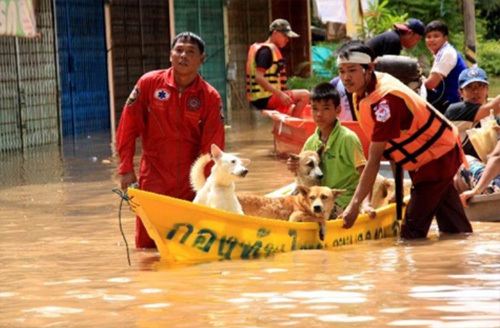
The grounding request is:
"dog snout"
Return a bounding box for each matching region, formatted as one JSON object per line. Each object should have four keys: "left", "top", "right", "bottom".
{"left": 313, "top": 205, "right": 323, "bottom": 213}
{"left": 311, "top": 167, "right": 323, "bottom": 180}
{"left": 241, "top": 168, "right": 248, "bottom": 177}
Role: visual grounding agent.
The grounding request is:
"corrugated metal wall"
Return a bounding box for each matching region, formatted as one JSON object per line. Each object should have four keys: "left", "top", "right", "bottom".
{"left": 110, "top": 0, "right": 171, "bottom": 123}
{"left": 0, "top": 0, "right": 59, "bottom": 152}
{"left": 0, "top": 39, "right": 21, "bottom": 151}
{"left": 174, "top": 0, "right": 227, "bottom": 117}
{"left": 226, "top": 0, "right": 269, "bottom": 110}
{"left": 56, "top": 0, "right": 110, "bottom": 137}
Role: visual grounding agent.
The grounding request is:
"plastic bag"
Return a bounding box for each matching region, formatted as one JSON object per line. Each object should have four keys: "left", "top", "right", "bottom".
{"left": 466, "top": 110, "right": 500, "bottom": 163}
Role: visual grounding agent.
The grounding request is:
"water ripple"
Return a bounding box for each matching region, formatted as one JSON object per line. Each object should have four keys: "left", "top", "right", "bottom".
{"left": 317, "top": 314, "right": 374, "bottom": 322}
{"left": 22, "top": 306, "right": 84, "bottom": 318}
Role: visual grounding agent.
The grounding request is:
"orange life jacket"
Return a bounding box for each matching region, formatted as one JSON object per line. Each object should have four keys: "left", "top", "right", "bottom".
{"left": 355, "top": 72, "right": 460, "bottom": 171}
{"left": 246, "top": 42, "right": 287, "bottom": 101}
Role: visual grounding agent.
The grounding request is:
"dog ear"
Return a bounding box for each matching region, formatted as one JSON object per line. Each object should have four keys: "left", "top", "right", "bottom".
{"left": 241, "top": 158, "right": 251, "bottom": 166}
{"left": 289, "top": 154, "right": 299, "bottom": 160}
{"left": 296, "top": 185, "right": 309, "bottom": 196}
{"left": 331, "top": 189, "right": 346, "bottom": 197}
{"left": 211, "top": 144, "right": 223, "bottom": 159}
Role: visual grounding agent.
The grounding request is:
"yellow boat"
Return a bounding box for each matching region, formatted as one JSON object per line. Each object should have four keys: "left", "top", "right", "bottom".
{"left": 127, "top": 188, "right": 403, "bottom": 263}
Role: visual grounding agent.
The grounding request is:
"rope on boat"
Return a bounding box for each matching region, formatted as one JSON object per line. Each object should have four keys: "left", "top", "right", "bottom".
{"left": 111, "top": 187, "right": 132, "bottom": 266}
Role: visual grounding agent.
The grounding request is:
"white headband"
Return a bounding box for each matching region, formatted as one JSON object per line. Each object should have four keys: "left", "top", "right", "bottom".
{"left": 337, "top": 51, "right": 372, "bottom": 65}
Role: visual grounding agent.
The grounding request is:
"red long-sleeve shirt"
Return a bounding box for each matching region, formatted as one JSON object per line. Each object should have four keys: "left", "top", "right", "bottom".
{"left": 116, "top": 68, "right": 225, "bottom": 200}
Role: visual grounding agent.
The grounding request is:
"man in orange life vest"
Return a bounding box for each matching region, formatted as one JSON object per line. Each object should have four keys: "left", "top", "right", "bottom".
{"left": 246, "top": 19, "right": 309, "bottom": 117}
{"left": 335, "top": 40, "right": 472, "bottom": 239}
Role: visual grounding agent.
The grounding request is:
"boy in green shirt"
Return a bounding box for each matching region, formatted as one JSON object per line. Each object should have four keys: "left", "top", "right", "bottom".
{"left": 287, "top": 82, "right": 371, "bottom": 217}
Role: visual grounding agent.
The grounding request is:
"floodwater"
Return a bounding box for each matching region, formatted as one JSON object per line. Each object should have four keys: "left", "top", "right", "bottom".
{"left": 1, "top": 109, "right": 499, "bottom": 328}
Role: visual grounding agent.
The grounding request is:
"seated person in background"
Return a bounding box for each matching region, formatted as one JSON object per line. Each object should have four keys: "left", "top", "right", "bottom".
{"left": 287, "top": 82, "right": 372, "bottom": 217}
{"left": 246, "top": 19, "right": 309, "bottom": 117}
{"left": 367, "top": 18, "right": 425, "bottom": 58}
{"left": 330, "top": 76, "right": 355, "bottom": 121}
{"left": 423, "top": 20, "right": 467, "bottom": 112}
{"left": 445, "top": 67, "right": 500, "bottom": 159}
{"left": 459, "top": 139, "right": 500, "bottom": 207}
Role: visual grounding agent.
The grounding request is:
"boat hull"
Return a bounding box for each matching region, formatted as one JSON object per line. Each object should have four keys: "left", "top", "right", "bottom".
{"left": 465, "top": 193, "right": 500, "bottom": 222}
{"left": 127, "top": 188, "right": 402, "bottom": 263}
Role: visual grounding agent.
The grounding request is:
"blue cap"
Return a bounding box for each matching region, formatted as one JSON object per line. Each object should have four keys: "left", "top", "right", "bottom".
{"left": 458, "top": 67, "right": 489, "bottom": 88}
{"left": 394, "top": 18, "right": 425, "bottom": 36}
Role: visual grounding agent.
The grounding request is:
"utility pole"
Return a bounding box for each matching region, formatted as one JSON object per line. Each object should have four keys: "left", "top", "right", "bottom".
{"left": 463, "top": 0, "right": 477, "bottom": 67}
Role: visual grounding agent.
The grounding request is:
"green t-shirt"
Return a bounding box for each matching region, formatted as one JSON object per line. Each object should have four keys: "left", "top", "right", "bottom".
{"left": 302, "top": 119, "right": 366, "bottom": 208}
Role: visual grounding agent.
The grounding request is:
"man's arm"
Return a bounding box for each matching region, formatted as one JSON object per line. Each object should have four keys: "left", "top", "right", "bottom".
{"left": 474, "top": 95, "right": 500, "bottom": 122}
{"left": 425, "top": 47, "right": 456, "bottom": 90}
{"left": 200, "top": 91, "right": 225, "bottom": 154}
{"left": 117, "top": 82, "right": 147, "bottom": 189}
{"left": 339, "top": 141, "right": 386, "bottom": 228}
{"left": 461, "top": 140, "right": 500, "bottom": 206}
{"left": 424, "top": 72, "right": 444, "bottom": 90}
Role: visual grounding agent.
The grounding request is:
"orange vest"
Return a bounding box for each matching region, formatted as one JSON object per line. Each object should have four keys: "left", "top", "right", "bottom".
{"left": 246, "top": 42, "right": 287, "bottom": 101}
{"left": 356, "top": 72, "right": 460, "bottom": 171}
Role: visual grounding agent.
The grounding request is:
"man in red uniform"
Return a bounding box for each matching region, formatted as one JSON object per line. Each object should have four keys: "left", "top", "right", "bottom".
{"left": 117, "top": 32, "right": 225, "bottom": 248}
{"left": 335, "top": 40, "right": 472, "bottom": 239}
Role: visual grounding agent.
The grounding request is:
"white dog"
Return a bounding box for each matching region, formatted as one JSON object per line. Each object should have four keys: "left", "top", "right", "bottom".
{"left": 191, "top": 144, "right": 250, "bottom": 214}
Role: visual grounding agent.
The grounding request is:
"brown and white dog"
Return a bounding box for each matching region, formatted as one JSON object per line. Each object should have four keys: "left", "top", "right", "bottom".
{"left": 289, "top": 150, "right": 323, "bottom": 188}
{"left": 238, "top": 150, "right": 323, "bottom": 218}
{"left": 289, "top": 185, "right": 345, "bottom": 240}
{"left": 238, "top": 193, "right": 297, "bottom": 221}
{"left": 240, "top": 185, "right": 344, "bottom": 241}
{"left": 370, "top": 175, "right": 412, "bottom": 210}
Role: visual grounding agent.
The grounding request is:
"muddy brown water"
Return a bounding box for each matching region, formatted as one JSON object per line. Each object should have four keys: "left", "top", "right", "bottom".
{"left": 1, "top": 109, "right": 499, "bottom": 328}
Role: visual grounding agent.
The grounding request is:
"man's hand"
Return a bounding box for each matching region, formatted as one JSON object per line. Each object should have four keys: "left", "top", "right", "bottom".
{"left": 338, "top": 202, "right": 360, "bottom": 229}
{"left": 279, "top": 91, "right": 293, "bottom": 107}
{"left": 121, "top": 172, "right": 137, "bottom": 190}
{"left": 460, "top": 189, "right": 477, "bottom": 208}
{"left": 360, "top": 202, "right": 377, "bottom": 219}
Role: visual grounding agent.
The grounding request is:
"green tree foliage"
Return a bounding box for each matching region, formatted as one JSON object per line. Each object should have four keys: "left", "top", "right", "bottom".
{"left": 480, "top": 4, "right": 500, "bottom": 40}
{"left": 359, "top": 0, "right": 408, "bottom": 39}
{"left": 360, "top": 0, "right": 429, "bottom": 60}
{"left": 383, "top": 0, "right": 464, "bottom": 42}
{"left": 383, "top": 0, "right": 462, "bottom": 25}
{"left": 478, "top": 40, "right": 500, "bottom": 76}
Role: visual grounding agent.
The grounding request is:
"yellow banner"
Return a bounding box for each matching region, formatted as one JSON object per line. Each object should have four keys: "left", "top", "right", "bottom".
{"left": 0, "top": 0, "right": 37, "bottom": 38}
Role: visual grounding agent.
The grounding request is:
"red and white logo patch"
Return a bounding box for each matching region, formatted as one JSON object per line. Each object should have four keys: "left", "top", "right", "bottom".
{"left": 154, "top": 89, "right": 170, "bottom": 101}
{"left": 374, "top": 101, "right": 391, "bottom": 123}
{"left": 187, "top": 96, "right": 201, "bottom": 111}
{"left": 125, "top": 86, "right": 140, "bottom": 106}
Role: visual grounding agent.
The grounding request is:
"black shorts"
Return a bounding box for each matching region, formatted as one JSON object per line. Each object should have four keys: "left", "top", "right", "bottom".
{"left": 250, "top": 97, "right": 271, "bottom": 110}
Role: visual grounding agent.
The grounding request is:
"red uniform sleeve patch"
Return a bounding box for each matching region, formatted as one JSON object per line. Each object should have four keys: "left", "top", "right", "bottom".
{"left": 125, "top": 86, "right": 140, "bottom": 106}
{"left": 374, "top": 100, "right": 391, "bottom": 123}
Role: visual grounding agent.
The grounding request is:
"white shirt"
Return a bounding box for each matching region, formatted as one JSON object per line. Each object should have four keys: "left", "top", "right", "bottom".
{"left": 430, "top": 42, "right": 458, "bottom": 78}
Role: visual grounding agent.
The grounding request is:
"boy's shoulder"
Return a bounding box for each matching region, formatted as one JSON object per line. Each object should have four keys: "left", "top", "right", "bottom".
{"left": 338, "top": 124, "right": 361, "bottom": 141}
{"left": 303, "top": 130, "right": 321, "bottom": 149}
